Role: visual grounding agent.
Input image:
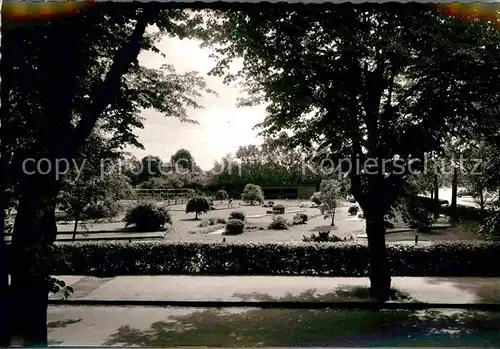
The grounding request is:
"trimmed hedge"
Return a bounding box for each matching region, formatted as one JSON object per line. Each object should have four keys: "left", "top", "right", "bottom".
{"left": 229, "top": 211, "right": 246, "bottom": 221}
{"left": 48, "top": 241, "right": 500, "bottom": 277}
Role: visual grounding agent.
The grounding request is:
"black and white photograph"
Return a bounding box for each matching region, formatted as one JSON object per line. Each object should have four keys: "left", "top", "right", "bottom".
{"left": 0, "top": 1, "right": 500, "bottom": 347}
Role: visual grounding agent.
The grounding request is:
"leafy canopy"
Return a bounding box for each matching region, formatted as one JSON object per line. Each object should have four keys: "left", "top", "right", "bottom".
{"left": 200, "top": 4, "right": 500, "bottom": 219}
{"left": 186, "top": 196, "right": 211, "bottom": 218}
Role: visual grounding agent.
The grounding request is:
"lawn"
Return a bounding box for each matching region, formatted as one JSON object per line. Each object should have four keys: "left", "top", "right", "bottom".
{"left": 163, "top": 199, "right": 367, "bottom": 242}
{"left": 55, "top": 198, "right": 486, "bottom": 244}
{"left": 385, "top": 220, "right": 484, "bottom": 242}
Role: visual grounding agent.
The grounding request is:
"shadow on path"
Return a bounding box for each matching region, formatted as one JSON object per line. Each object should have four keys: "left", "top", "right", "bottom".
{"left": 102, "top": 286, "right": 500, "bottom": 347}
{"left": 48, "top": 319, "right": 82, "bottom": 345}
{"left": 424, "top": 278, "right": 500, "bottom": 303}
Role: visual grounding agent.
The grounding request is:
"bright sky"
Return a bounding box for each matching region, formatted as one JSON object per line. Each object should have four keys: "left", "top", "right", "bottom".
{"left": 127, "top": 36, "right": 267, "bottom": 170}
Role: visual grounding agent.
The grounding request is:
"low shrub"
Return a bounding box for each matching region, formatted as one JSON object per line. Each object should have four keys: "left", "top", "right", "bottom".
{"left": 199, "top": 225, "right": 225, "bottom": 235}
{"left": 411, "top": 208, "right": 433, "bottom": 231}
{"left": 400, "top": 198, "right": 434, "bottom": 231}
{"left": 198, "top": 219, "right": 210, "bottom": 228}
{"left": 199, "top": 217, "right": 227, "bottom": 227}
{"left": 303, "top": 231, "right": 342, "bottom": 242}
{"left": 124, "top": 201, "right": 171, "bottom": 232}
{"left": 479, "top": 213, "right": 500, "bottom": 241}
{"left": 310, "top": 192, "right": 322, "bottom": 205}
{"left": 83, "top": 199, "right": 122, "bottom": 219}
{"left": 442, "top": 204, "right": 484, "bottom": 222}
{"left": 203, "top": 217, "right": 227, "bottom": 226}
{"left": 49, "top": 241, "right": 500, "bottom": 277}
{"left": 415, "top": 196, "right": 447, "bottom": 212}
{"left": 229, "top": 211, "right": 245, "bottom": 222}
{"left": 245, "top": 224, "right": 266, "bottom": 231}
{"left": 268, "top": 215, "right": 289, "bottom": 230}
{"left": 292, "top": 212, "right": 308, "bottom": 225}
{"left": 224, "top": 219, "right": 245, "bottom": 235}
{"left": 348, "top": 205, "right": 360, "bottom": 216}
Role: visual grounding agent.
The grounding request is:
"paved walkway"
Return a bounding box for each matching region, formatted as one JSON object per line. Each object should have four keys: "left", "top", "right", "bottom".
{"left": 47, "top": 276, "right": 500, "bottom": 346}
{"left": 51, "top": 275, "right": 496, "bottom": 303}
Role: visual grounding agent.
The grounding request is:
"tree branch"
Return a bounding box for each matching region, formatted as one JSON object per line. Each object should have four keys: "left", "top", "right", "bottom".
{"left": 68, "top": 6, "right": 158, "bottom": 157}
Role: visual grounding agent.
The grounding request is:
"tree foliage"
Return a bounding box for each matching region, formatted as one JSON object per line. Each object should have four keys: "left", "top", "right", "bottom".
{"left": 318, "top": 179, "right": 341, "bottom": 226}
{"left": 1, "top": 3, "right": 214, "bottom": 345}
{"left": 185, "top": 196, "right": 211, "bottom": 219}
{"left": 139, "top": 174, "right": 184, "bottom": 190}
{"left": 215, "top": 189, "right": 229, "bottom": 201}
{"left": 199, "top": 3, "right": 500, "bottom": 301}
{"left": 202, "top": 4, "right": 498, "bottom": 212}
{"left": 242, "top": 183, "right": 264, "bottom": 205}
{"left": 171, "top": 148, "right": 195, "bottom": 171}
{"left": 58, "top": 132, "right": 132, "bottom": 230}
{"left": 461, "top": 140, "right": 500, "bottom": 212}
{"left": 207, "top": 136, "right": 320, "bottom": 196}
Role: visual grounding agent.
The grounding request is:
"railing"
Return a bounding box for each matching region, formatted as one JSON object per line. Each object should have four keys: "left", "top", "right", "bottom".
{"left": 47, "top": 299, "right": 500, "bottom": 311}
{"left": 129, "top": 189, "right": 195, "bottom": 203}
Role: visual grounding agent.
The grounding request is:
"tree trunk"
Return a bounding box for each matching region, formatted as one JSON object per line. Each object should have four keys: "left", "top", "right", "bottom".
{"left": 2, "top": 6, "right": 156, "bottom": 345}
{"left": 72, "top": 209, "right": 81, "bottom": 241}
{"left": 450, "top": 167, "right": 458, "bottom": 221}
{"left": 195, "top": 212, "right": 198, "bottom": 220}
{"left": 433, "top": 175, "right": 440, "bottom": 219}
{"left": 8, "top": 273, "right": 50, "bottom": 347}
{"left": 8, "top": 168, "right": 60, "bottom": 347}
{"left": 479, "top": 187, "right": 485, "bottom": 218}
{"left": 366, "top": 216, "right": 391, "bottom": 302}
{"left": 353, "top": 171, "right": 392, "bottom": 302}
{"left": 330, "top": 211, "right": 335, "bottom": 226}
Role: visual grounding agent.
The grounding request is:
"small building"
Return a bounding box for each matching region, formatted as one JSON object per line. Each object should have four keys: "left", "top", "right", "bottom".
{"left": 262, "top": 186, "right": 317, "bottom": 200}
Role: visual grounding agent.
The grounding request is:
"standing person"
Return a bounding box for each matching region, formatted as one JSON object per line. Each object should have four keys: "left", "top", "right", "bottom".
{"left": 228, "top": 197, "right": 233, "bottom": 208}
